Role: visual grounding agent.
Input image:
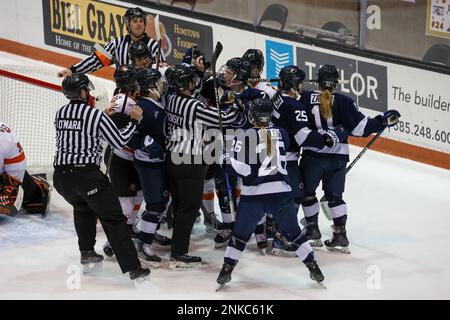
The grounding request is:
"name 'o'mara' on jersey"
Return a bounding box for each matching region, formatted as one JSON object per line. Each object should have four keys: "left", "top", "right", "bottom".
{"left": 0, "top": 122, "right": 26, "bottom": 182}
{"left": 228, "top": 126, "right": 292, "bottom": 200}
{"left": 108, "top": 93, "right": 137, "bottom": 161}
{"left": 299, "top": 90, "right": 384, "bottom": 161}
{"left": 272, "top": 93, "right": 329, "bottom": 162}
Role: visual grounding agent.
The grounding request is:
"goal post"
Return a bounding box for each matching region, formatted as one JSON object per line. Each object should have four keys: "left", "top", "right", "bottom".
{"left": 0, "top": 65, "right": 110, "bottom": 173}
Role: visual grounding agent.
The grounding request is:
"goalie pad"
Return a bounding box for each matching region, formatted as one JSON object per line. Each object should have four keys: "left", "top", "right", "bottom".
{"left": 21, "top": 173, "right": 52, "bottom": 217}
{"left": 0, "top": 173, "right": 23, "bottom": 216}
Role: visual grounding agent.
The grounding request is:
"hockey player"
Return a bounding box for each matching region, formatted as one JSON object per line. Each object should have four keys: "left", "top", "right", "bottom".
{"left": 271, "top": 65, "right": 348, "bottom": 251}
{"left": 182, "top": 45, "right": 207, "bottom": 100}
{"left": 102, "top": 65, "right": 144, "bottom": 258}
{"left": 216, "top": 98, "right": 324, "bottom": 288}
{"left": 206, "top": 57, "right": 252, "bottom": 248}
{"left": 0, "top": 122, "right": 51, "bottom": 217}
{"left": 299, "top": 64, "right": 401, "bottom": 254}
{"left": 53, "top": 73, "right": 149, "bottom": 280}
{"left": 165, "top": 65, "right": 240, "bottom": 269}
{"left": 129, "top": 41, "right": 152, "bottom": 70}
{"left": 242, "top": 49, "right": 277, "bottom": 99}
{"left": 129, "top": 68, "right": 169, "bottom": 268}
{"left": 57, "top": 7, "right": 164, "bottom": 78}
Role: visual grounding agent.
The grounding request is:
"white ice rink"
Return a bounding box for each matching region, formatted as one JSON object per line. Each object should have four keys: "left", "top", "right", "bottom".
{"left": 0, "top": 52, "right": 449, "bottom": 300}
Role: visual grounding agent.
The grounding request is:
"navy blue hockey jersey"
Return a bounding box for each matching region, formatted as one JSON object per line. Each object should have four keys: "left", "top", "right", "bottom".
{"left": 272, "top": 93, "right": 328, "bottom": 161}
{"left": 133, "top": 97, "right": 166, "bottom": 165}
{"left": 228, "top": 126, "right": 292, "bottom": 200}
{"left": 299, "top": 90, "right": 383, "bottom": 161}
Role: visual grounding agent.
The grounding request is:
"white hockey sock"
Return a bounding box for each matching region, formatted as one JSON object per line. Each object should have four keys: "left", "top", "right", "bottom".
{"left": 118, "top": 197, "right": 134, "bottom": 223}
{"left": 202, "top": 178, "right": 215, "bottom": 214}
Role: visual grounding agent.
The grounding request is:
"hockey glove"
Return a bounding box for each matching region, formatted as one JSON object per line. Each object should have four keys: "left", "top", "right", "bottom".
{"left": 0, "top": 173, "right": 21, "bottom": 207}
{"left": 219, "top": 152, "right": 231, "bottom": 170}
{"left": 375, "top": 110, "right": 401, "bottom": 128}
{"left": 142, "top": 135, "right": 164, "bottom": 161}
{"left": 220, "top": 90, "right": 237, "bottom": 106}
{"left": 324, "top": 125, "right": 349, "bottom": 148}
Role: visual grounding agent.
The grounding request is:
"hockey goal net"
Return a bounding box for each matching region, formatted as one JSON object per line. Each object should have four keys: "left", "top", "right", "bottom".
{"left": 0, "top": 65, "right": 111, "bottom": 173}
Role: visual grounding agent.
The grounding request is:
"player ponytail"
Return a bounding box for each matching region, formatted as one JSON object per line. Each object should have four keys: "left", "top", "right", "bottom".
{"left": 319, "top": 89, "right": 333, "bottom": 120}
{"left": 260, "top": 127, "right": 272, "bottom": 157}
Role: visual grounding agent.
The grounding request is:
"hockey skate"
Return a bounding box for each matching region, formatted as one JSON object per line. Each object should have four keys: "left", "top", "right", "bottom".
{"left": 216, "top": 263, "right": 234, "bottom": 291}
{"left": 169, "top": 254, "right": 202, "bottom": 270}
{"left": 102, "top": 241, "right": 114, "bottom": 257}
{"left": 304, "top": 260, "right": 326, "bottom": 288}
{"left": 266, "top": 218, "right": 276, "bottom": 241}
{"left": 137, "top": 242, "right": 161, "bottom": 269}
{"left": 153, "top": 232, "right": 172, "bottom": 251}
{"left": 271, "top": 233, "right": 297, "bottom": 257}
{"left": 255, "top": 232, "right": 268, "bottom": 255}
{"left": 129, "top": 266, "right": 150, "bottom": 285}
{"left": 324, "top": 225, "right": 351, "bottom": 254}
{"left": 302, "top": 222, "right": 323, "bottom": 247}
{"left": 80, "top": 250, "right": 104, "bottom": 274}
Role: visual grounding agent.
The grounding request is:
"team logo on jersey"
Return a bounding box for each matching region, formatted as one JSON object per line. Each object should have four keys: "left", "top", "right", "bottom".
{"left": 232, "top": 113, "right": 248, "bottom": 128}
{"left": 154, "top": 110, "right": 160, "bottom": 119}
{"left": 0, "top": 124, "right": 11, "bottom": 133}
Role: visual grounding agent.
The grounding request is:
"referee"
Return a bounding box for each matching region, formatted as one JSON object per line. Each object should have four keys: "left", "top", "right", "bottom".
{"left": 53, "top": 73, "right": 149, "bottom": 281}
{"left": 57, "top": 7, "right": 164, "bottom": 77}
{"left": 165, "top": 65, "right": 240, "bottom": 269}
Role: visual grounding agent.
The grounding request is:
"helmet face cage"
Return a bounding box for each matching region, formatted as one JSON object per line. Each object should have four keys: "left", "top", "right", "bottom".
{"left": 318, "top": 64, "right": 339, "bottom": 89}
{"left": 226, "top": 58, "right": 250, "bottom": 83}
{"left": 131, "top": 68, "right": 162, "bottom": 97}
{"left": 62, "top": 73, "right": 94, "bottom": 99}
{"left": 279, "top": 65, "right": 306, "bottom": 93}
{"left": 130, "top": 42, "right": 151, "bottom": 62}
{"left": 248, "top": 98, "right": 274, "bottom": 127}
{"left": 114, "top": 65, "right": 135, "bottom": 91}
{"left": 169, "top": 65, "right": 196, "bottom": 92}
{"left": 243, "top": 49, "right": 265, "bottom": 72}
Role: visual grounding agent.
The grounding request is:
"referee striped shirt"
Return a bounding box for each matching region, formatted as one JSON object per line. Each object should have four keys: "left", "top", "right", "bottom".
{"left": 165, "top": 94, "right": 238, "bottom": 156}
{"left": 53, "top": 100, "right": 138, "bottom": 167}
{"left": 70, "top": 34, "right": 164, "bottom": 74}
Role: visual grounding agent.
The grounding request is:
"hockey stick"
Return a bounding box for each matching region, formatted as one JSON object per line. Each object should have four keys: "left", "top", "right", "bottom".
{"left": 248, "top": 78, "right": 280, "bottom": 83}
{"left": 320, "top": 128, "right": 385, "bottom": 221}
{"left": 154, "top": 15, "right": 162, "bottom": 70}
{"left": 211, "top": 41, "right": 237, "bottom": 222}
{"left": 94, "top": 43, "right": 120, "bottom": 68}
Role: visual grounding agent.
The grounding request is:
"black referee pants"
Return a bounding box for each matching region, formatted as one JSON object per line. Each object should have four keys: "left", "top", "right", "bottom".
{"left": 53, "top": 166, "right": 140, "bottom": 273}
{"left": 166, "top": 158, "right": 205, "bottom": 257}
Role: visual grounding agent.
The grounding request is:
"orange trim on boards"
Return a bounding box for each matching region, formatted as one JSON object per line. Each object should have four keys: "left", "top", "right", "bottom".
{"left": 348, "top": 136, "right": 450, "bottom": 170}
{"left": 1, "top": 38, "right": 449, "bottom": 170}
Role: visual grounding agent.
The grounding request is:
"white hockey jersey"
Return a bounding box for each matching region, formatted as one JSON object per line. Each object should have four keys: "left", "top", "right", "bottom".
{"left": 253, "top": 81, "right": 277, "bottom": 99}
{"left": 107, "top": 94, "right": 137, "bottom": 161}
{"left": 0, "top": 122, "right": 26, "bottom": 182}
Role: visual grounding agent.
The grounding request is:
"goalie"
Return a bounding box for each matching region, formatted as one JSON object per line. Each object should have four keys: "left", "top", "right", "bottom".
{"left": 0, "top": 121, "right": 51, "bottom": 217}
